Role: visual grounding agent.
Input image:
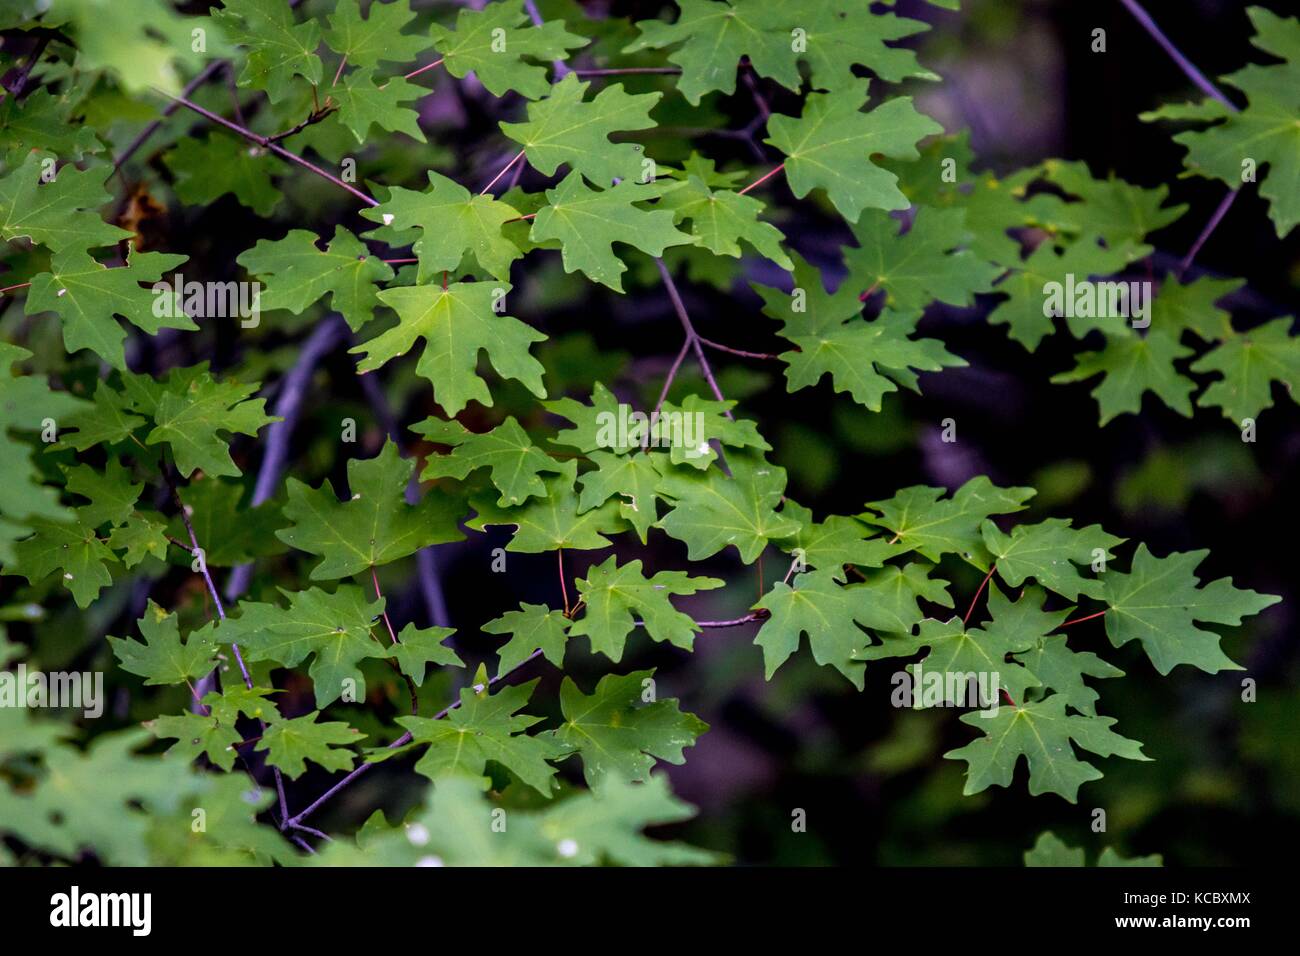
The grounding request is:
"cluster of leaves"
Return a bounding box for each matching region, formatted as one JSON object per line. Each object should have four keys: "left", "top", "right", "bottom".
{"left": 0, "top": 0, "right": 1286, "bottom": 866}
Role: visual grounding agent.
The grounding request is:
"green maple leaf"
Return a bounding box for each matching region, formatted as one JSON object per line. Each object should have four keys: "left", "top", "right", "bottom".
{"left": 1025, "top": 831, "right": 1162, "bottom": 867}
{"left": 1014, "top": 635, "right": 1124, "bottom": 718}
{"left": 361, "top": 172, "right": 522, "bottom": 283}
{"left": 576, "top": 451, "right": 662, "bottom": 543}
{"left": 414, "top": 416, "right": 565, "bottom": 507}
{"left": 277, "top": 439, "right": 463, "bottom": 579}
{"left": 1051, "top": 328, "right": 1196, "bottom": 425}
{"left": 530, "top": 173, "right": 695, "bottom": 292}
{"left": 145, "top": 371, "right": 277, "bottom": 478}
{"left": 981, "top": 517, "right": 1125, "bottom": 600}
{"left": 552, "top": 670, "right": 708, "bottom": 789}
{"left": 7, "top": 515, "right": 115, "bottom": 608}
{"left": 755, "top": 253, "right": 964, "bottom": 409}
{"left": 772, "top": 500, "right": 899, "bottom": 582}
{"left": 57, "top": 380, "right": 146, "bottom": 452}
{"left": 780, "top": 2, "right": 938, "bottom": 92}
{"left": 623, "top": 0, "right": 798, "bottom": 106}
{"left": 257, "top": 712, "right": 365, "bottom": 779}
{"left": 215, "top": 0, "right": 323, "bottom": 102}
{"left": 987, "top": 237, "right": 1147, "bottom": 350}
{"left": 658, "top": 174, "right": 791, "bottom": 268}
{"left": 168, "top": 477, "right": 287, "bottom": 567}
{"left": 483, "top": 603, "right": 571, "bottom": 672}
{"left": 1143, "top": 8, "right": 1300, "bottom": 236}
{"left": 754, "top": 568, "right": 876, "bottom": 688}
{"left": 1036, "top": 159, "right": 1187, "bottom": 248}
{"left": 945, "top": 694, "right": 1149, "bottom": 802}
{"left": 26, "top": 248, "right": 190, "bottom": 369}
{"left": 542, "top": 381, "right": 627, "bottom": 452}
{"left": 107, "top": 512, "right": 171, "bottom": 568}
{"left": 1191, "top": 317, "right": 1300, "bottom": 422}
{"left": 214, "top": 585, "right": 388, "bottom": 708}
{"left": 0, "top": 152, "right": 130, "bottom": 252}
{"left": 108, "top": 601, "right": 216, "bottom": 687}
{"left": 324, "top": 0, "right": 431, "bottom": 69}
{"left": 468, "top": 460, "right": 625, "bottom": 552}
{"left": 569, "top": 556, "right": 723, "bottom": 660}
{"left": 166, "top": 134, "right": 285, "bottom": 217}
{"left": 390, "top": 623, "right": 462, "bottom": 686}
{"left": 858, "top": 585, "right": 1063, "bottom": 703}
{"left": 851, "top": 562, "right": 954, "bottom": 633}
{"left": 0, "top": 88, "right": 103, "bottom": 166}
{"left": 64, "top": 460, "right": 142, "bottom": 528}
{"left": 146, "top": 711, "right": 242, "bottom": 772}
{"left": 431, "top": 0, "right": 587, "bottom": 99}
{"left": 237, "top": 227, "right": 395, "bottom": 332}
{"left": 844, "top": 208, "right": 1002, "bottom": 311}
{"left": 394, "top": 678, "right": 566, "bottom": 795}
{"left": 1099, "top": 544, "right": 1279, "bottom": 675}
{"left": 1151, "top": 274, "right": 1241, "bottom": 342}
{"left": 765, "top": 83, "right": 942, "bottom": 222}
{"left": 332, "top": 70, "right": 426, "bottom": 143}
{"left": 655, "top": 451, "right": 800, "bottom": 563}
{"left": 355, "top": 280, "right": 546, "bottom": 416}
{"left": 501, "top": 74, "right": 660, "bottom": 185}
{"left": 862, "top": 476, "right": 1035, "bottom": 569}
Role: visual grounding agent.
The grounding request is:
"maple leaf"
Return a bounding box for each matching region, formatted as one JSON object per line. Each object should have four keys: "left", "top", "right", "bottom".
{"left": 1191, "top": 317, "right": 1300, "bottom": 422}
{"left": 166, "top": 134, "right": 285, "bottom": 217}
{"left": 654, "top": 451, "right": 800, "bottom": 563}
{"left": 1036, "top": 159, "right": 1187, "bottom": 248}
{"left": 658, "top": 173, "right": 792, "bottom": 268}
{"left": 482, "top": 603, "right": 572, "bottom": 672}
{"left": 331, "top": 71, "right": 426, "bottom": 143}
{"left": 0, "top": 152, "right": 130, "bottom": 252}
{"left": 147, "top": 686, "right": 278, "bottom": 772}
{"left": 145, "top": 371, "right": 278, "bottom": 478}
{"left": 355, "top": 281, "right": 547, "bottom": 416}
{"left": 390, "top": 624, "right": 462, "bottom": 686}
{"left": 393, "top": 677, "right": 566, "bottom": 796}
{"left": 1143, "top": 8, "right": 1300, "bottom": 236}
{"left": 56, "top": 380, "right": 145, "bottom": 452}
{"left": 1099, "top": 544, "right": 1279, "bottom": 675}
{"left": 361, "top": 172, "right": 522, "bottom": 283}
{"left": 25, "top": 248, "right": 190, "bottom": 369}
{"left": 7, "top": 515, "right": 116, "bottom": 608}
{"left": 214, "top": 585, "right": 388, "bottom": 708}
{"left": 782, "top": 2, "right": 938, "bottom": 91}
{"left": 277, "top": 440, "right": 463, "bottom": 579}
{"left": 569, "top": 556, "right": 723, "bottom": 660}
{"left": 851, "top": 562, "right": 954, "bottom": 633}
{"left": 765, "top": 83, "right": 943, "bottom": 222}
{"left": 844, "top": 208, "right": 1002, "bottom": 311}
{"left": 552, "top": 670, "right": 708, "bottom": 789}
{"left": 237, "top": 227, "right": 395, "bottom": 332}
{"left": 215, "top": 0, "right": 323, "bottom": 102}
{"left": 323, "top": 0, "right": 430, "bottom": 69}
{"left": 108, "top": 601, "right": 217, "bottom": 687}
{"left": 858, "top": 585, "right": 1063, "bottom": 703}
{"left": 576, "top": 451, "right": 662, "bottom": 543}
{"left": 0, "top": 88, "right": 103, "bottom": 166}
{"left": 861, "top": 476, "right": 1035, "bottom": 569}
{"left": 431, "top": 0, "right": 588, "bottom": 99}
{"left": 530, "top": 173, "right": 695, "bottom": 292}
{"left": 981, "top": 517, "right": 1124, "bottom": 600}
{"left": 945, "top": 694, "right": 1149, "bottom": 802}
{"left": 1050, "top": 328, "right": 1196, "bottom": 425}
{"left": 1014, "top": 635, "right": 1124, "bottom": 718}
{"left": 623, "top": 1, "right": 797, "bottom": 105}
{"left": 168, "top": 477, "right": 287, "bottom": 567}
{"left": 468, "top": 460, "right": 625, "bottom": 552}
{"left": 62, "top": 461, "right": 142, "bottom": 529}
{"left": 414, "top": 416, "right": 565, "bottom": 507}
{"left": 1025, "top": 831, "right": 1162, "bottom": 867}
{"left": 501, "top": 74, "right": 660, "bottom": 185}
{"left": 106, "top": 512, "right": 170, "bottom": 568}
{"left": 773, "top": 500, "right": 899, "bottom": 582}
{"left": 754, "top": 568, "right": 877, "bottom": 688}
{"left": 256, "top": 712, "right": 364, "bottom": 779}
{"left": 755, "top": 252, "right": 964, "bottom": 409}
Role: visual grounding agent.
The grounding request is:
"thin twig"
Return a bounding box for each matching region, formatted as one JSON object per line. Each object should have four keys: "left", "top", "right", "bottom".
{"left": 654, "top": 259, "right": 733, "bottom": 417}
{"left": 654, "top": 338, "right": 693, "bottom": 415}
{"left": 1179, "top": 188, "right": 1239, "bottom": 278}
{"left": 1117, "top": 0, "right": 1238, "bottom": 110}
{"left": 113, "top": 61, "right": 226, "bottom": 172}
{"left": 696, "top": 335, "right": 780, "bottom": 360}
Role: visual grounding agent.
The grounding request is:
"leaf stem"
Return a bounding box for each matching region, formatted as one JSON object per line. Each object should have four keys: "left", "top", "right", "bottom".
{"left": 737, "top": 162, "right": 785, "bottom": 196}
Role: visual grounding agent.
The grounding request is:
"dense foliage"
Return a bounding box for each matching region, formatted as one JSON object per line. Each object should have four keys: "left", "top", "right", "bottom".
{"left": 0, "top": 0, "right": 1292, "bottom": 866}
